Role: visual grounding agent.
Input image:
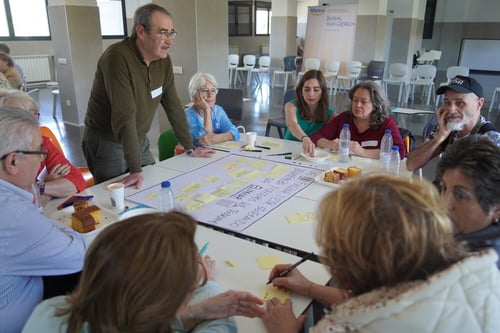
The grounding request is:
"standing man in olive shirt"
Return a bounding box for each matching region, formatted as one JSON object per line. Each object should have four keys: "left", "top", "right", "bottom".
{"left": 82, "top": 4, "right": 213, "bottom": 187}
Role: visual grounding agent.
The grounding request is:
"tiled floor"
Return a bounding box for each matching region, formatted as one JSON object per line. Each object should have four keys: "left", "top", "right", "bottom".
{"left": 36, "top": 71, "right": 500, "bottom": 183}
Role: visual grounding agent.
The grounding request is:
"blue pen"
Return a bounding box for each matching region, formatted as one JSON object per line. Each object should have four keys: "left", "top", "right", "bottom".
{"left": 199, "top": 242, "right": 209, "bottom": 255}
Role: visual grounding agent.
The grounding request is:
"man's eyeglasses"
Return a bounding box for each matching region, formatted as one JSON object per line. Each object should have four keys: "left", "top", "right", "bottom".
{"left": 142, "top": 24, "right": 177, "bottom": 40}
{"left": 158, "top": 29, "right": 177, "bottom": 40}
{"left": 0, "top": 149, "right": 49, "bottom": 160}
{"left": 199, "top": 88, "right": 218, "bottom": 95}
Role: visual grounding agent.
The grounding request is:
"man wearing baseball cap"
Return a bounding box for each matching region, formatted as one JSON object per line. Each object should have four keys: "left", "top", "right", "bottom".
{"left": 406, "top": 75, "right": 500, "bottom": 171}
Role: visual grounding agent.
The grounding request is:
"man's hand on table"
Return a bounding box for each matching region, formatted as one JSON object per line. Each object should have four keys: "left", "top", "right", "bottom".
{"left": 191, "top": 147, "right": 216, "bottom": 157}
{"left": 120, "top": 172, "right": 144, "bottom": 189}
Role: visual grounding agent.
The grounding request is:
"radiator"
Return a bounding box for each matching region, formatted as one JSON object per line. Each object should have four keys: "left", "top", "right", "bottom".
{"left": 12, "top": 55, "right": 53, "bottom": 83}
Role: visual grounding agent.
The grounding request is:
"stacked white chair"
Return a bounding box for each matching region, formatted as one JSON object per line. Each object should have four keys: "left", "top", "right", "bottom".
{"left": 382, "top": 63, "right": 409, "bottom": 106}
{"left": 250, "top": 55, "right": 271, "bottom": 90}
{"left": 228, "top": 54, "right": 239, "bottom": 86}
{"left": 323, "top": 60, "right": 340, "bottom": 95}
{"left": 408, "top": 65, "right": 437, "bottom": 107}
{"left": 337, "top": 60, "right": 362, "bottom": 92}
{"left": 235, "top": 54, "right": 256, "bottom": 86}
{"left": 271, "top": 55, "right": 296, "bottom": 90}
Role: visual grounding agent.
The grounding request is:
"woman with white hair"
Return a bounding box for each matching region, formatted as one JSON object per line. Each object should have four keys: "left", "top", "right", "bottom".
{"left": 185, "top": 72, "right": 240, "bottom": 147}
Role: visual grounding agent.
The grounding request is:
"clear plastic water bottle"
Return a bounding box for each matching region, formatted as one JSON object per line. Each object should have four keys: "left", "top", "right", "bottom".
{"left": 379, "top": 129, "right": 393, "bottom": 169}
{"left": 338, "top": 123, "right": 351, "bottom": 163}
{"left": 389, "top": 146, "right": 400, "bottom": 175}
{"left": 159, "top": 181, "right": 175, "bottom": 212}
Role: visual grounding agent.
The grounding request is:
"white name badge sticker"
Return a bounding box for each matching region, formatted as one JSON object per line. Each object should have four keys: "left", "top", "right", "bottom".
{"left": 361, "top": 140, "right": 378, "bottom": 147}
{"left": 151, "top": 86, "right": 163, "bottom": 99}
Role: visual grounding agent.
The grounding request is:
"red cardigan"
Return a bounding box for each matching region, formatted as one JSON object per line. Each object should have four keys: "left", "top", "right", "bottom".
{"left": 38, "top": 136, "right": 86, "bottom": 192}
{"left": 310, "top": 111, "right": 405, "bottom": 159}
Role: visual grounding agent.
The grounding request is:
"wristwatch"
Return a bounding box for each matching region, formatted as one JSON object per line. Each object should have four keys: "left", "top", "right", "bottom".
{"left": 186, "top": 148, "right": 194, "bottom": 155}
{"left": 37, "top": 181, "right": 45, "bottom": 195}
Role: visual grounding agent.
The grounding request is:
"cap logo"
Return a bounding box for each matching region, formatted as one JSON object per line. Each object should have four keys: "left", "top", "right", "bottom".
{"left": 451, "top": 77, "right": 464, "bottom": 86}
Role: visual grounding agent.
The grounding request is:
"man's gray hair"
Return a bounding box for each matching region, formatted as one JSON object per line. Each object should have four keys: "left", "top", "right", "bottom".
{"left": 131, "top": 4, "right": 172, "bottom": 39}
{"left": 0, "top": 107, "right": 39, "bottom": 166}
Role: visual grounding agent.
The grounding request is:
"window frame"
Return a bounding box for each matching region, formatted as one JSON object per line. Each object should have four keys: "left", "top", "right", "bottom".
{"left": 229, "top": 1, "right": 253, "bottom": 37}
{"left": 0, "top": 0, "right": 127, "bottom": 41}
{"left": 254, "top": 1, "right": 271, "bottom": 36}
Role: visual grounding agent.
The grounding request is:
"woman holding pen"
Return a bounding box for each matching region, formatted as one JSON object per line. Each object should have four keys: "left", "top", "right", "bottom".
{"left": 262, "top": 174, "right": 499, "bottom": 332}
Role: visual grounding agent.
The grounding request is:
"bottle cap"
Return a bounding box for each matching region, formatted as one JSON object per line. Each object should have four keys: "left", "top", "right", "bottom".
{"left": 385, "top": 129, "right": 392, "bottom": 134}
{"left": 161, "top": 181, "right": 171, "bottom": 188}
{"left": 392, "top": 146, "right": 399, "bottom": 151}
{"left": 343, "top": 123, "right": 349, "bottom": 128}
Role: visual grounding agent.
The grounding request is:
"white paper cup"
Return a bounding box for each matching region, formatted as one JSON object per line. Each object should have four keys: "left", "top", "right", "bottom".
{"left": 107, "top": 183, "right": 125, "bottom": 209}
{"left": 246, "top": 132, "right": 257, "bottom": 148}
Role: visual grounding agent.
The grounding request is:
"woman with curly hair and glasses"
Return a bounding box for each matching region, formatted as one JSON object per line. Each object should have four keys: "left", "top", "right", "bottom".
{"left": 23, "top": 212, "right": 264, "bottom": 333}
{"left": 263, "top": 174, "right": 500, "bottom": 333}
{"left": 311, "top": 81, "right": 405, "bottom": 159}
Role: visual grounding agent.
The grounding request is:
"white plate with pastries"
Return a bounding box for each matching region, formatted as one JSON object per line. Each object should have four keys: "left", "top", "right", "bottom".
{"left": 52, "top": 204, "right": 117, "bottom": 238}
{"left": 314, "top": 166, "right": 362, "bottom": 188}
{"left": 300, "top": 149, "right": 331, "bottom": 163}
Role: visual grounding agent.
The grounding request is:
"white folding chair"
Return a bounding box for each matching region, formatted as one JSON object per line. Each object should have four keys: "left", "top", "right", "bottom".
{"left": 271, "top": 56, "right": 296, "bottom": 90}
{"left": 228, "top": 54, "right": 239, "bottom": 86}
{"left": 323, "top": 60, "right": 340, "bottom": 95}
{"left": 337, "top": 61, "right": 362, "bottom": 92}
{"left": 235, "top": 54, "right": 256, "bottom": 86}
{"left": 250, "top": 55, "right": 271, "bottom": 90}
{"left": 382, "top": 63, "right": 409, "bottom": 106}
{"left": 296, "top": 58, "right": 321, "bottom": 84}
{"left": 408, "top": 65, "right": 437, "bottom": 107}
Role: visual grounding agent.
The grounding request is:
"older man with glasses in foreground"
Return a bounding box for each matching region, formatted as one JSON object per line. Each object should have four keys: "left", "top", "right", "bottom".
{"left": 0, "top": 108, "right": 86, "bottom": 333}
{"left": 83, "top": 3, "right": 213, "bottom": 187}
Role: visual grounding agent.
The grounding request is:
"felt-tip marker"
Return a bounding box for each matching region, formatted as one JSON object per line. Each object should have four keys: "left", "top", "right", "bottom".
{"left": 266, "top": 252, "right": 314, "bottom": 285}
{"left": 199, "top": 242, "right": 209, "bottom": 255}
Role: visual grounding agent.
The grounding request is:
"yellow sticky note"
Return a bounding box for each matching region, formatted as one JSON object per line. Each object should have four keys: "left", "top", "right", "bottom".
{"left": 286, "top": 212, "right": 317, "bottom": 224}
{"left": 195, "top": 193, "right": 218, "bottom": 204}
{"left": 203, "top": 176, "right": 219, "bottom": 183}
{"left": 261, "top": 284, "right": 290, "bottom": 303}
{"left": 250, "top": 160, "right": 267, "bottom": 169}
{"left": 225, "top": 260, "right": 236, "bottom": 267}
{"left": 256, "top": 255, "right": 282, "bottom": 270}
{"left": 261, "top": 140, "right": 281, "bottom": 148}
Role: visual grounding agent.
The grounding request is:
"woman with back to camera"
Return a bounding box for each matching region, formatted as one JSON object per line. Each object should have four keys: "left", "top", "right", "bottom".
{"left": 23, "top": 211, "right": 264, "bottom": 333}
{"left": 437, "top": 134, "right": 500, "bottom": 269}
{"left": 262, "top": 174, "right": 500, "bottom": 333}
{"left": 185, "top": 72, "right": 241, "bottom": 147}
{"left": 284, "top": 69, "right": 334, "bottom": 156}
{"left": 311, "top": 81, "right": 405, "bottom": 159}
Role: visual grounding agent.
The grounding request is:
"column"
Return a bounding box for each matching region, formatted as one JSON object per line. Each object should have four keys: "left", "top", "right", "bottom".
{"left": 48, "top": 0, "right": 103, "bottom": 126}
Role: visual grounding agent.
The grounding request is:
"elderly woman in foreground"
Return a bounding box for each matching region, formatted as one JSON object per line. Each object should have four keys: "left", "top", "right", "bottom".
{"left": 263, "top": 174, "right": 500, "bottom": 333}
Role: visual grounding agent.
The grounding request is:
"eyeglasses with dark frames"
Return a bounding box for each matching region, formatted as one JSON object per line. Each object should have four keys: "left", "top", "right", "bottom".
{"left": 142, "top": 24, "right": 177, "bottom": 40}
{"left": 0, "top": 149, "right": 49, "bottom": 160}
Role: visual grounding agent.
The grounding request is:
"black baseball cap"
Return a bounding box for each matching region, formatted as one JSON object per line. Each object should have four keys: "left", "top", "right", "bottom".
{"left": 436, "top": 75, "right": 483, "bottom": 98}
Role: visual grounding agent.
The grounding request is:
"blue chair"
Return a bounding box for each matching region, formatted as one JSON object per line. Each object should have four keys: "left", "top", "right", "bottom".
{"left": 265, "top": 90, "right": 296, "bottom": 138}
{"left": 158, "top": 129, "right": 178, "bottom": 161}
